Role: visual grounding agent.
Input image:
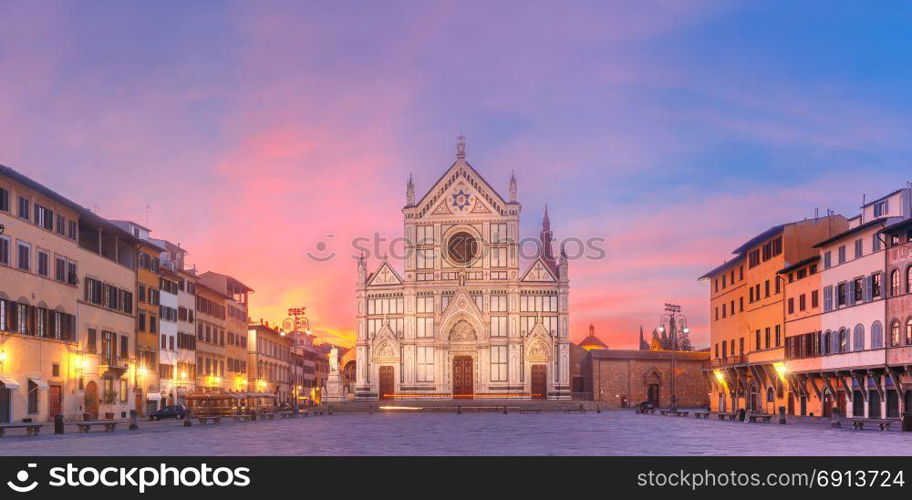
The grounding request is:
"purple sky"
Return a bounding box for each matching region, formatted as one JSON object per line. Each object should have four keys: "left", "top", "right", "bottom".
{"left": 2, "top": 1, "right": 912, "bottom": 347}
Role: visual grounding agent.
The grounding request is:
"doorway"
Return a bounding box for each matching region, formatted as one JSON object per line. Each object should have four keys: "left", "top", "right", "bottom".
{"left": 869, "top": 391, "right": 882, "bottom": 418}
{"left": 452, "top": 356, "right": 473, "bottom": 399}
{"left": 84, "top": 381, "right": 99, "bottom": 420}
{"left": 852, "top": 391, "right": 865, "bottom": 417}
{"left": 379, "top": 366, "right": 395, "bottom": 400}
{"left": 0, "top": 382, "right": 10, "bottom": 423}
{"left": 531, "top": 364, "right": 547, "bottom": 399}
{"left": 887, "top": 389, "right": 899, "bottom": 418}
{"left": 647, "top": 384, "right": 660, "bottom": 407}
{"left": 49, "top": 385, "right": 62, "bottom": 418}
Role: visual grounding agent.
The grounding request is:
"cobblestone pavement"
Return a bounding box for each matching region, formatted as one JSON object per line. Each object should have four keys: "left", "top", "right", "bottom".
{"left": 0, "top": 411, "right": 909, "bottom": 456}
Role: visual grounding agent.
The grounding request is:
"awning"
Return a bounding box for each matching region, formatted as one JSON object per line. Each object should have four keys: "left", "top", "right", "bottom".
{"left": 146, "top": 393, "right": 162, "bottom": 401}
{"left": 0, "top": 376, "right": 20, "bottom": 390}
{"left": 28, "top": 377, "right": 48, "bottom": 390}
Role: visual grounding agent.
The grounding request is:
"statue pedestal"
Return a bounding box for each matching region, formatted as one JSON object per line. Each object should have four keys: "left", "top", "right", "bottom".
{"left": 325, "top": 373, "right": 344, "bottom": 402}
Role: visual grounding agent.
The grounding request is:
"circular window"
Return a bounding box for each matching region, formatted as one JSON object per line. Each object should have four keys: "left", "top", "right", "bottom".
{"left": 446, "top": 231, "right": 478, "bottom": 265}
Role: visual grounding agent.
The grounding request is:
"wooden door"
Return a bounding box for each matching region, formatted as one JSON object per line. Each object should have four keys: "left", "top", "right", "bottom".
{"left": 379, "top": 366, "right": 395, "bottom": 400}
{"left": 647, "top": 384, "right": 660, "bottom": 406}
{"left": 452, "top": 356, "right": 473, "bottom": 399}
{"left": 0, "top": 383, "right": 10, "bottom": 423}
{"left": 531, "top": 364, "right": 547, "bottom": 399}
{"left": 84, "top": 381, "right": 99, "bottom": 420}
{"left": 49, "top": 385, "right": 62, "bottom": 418}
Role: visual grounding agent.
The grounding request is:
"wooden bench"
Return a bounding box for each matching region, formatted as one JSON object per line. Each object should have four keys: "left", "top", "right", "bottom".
{"left": 231, "top": 414, "right": 253, "bottom": 423}
{"left": 77, "top": 421, "right": 118, "bottom": 433}
{"left": 747, "top": 413, "right": 773, "bottom": 423}
{"left": 0, "top": 423, "right": 45, "bottom": 436}
{"left": 694, "top": 411, "right": 711, "bottom": 419}
{"left": 715, "top": 412, "right": 738, "bottom": 421}
{"left": 278, "top": 411, "right": 295, "bottom": 418}
{"left": 261, "top": 413, "right": 276, "bottom": 420}
{"left": 848, "top": 418, "right": 897, "bottom": 431}
{"left": 675, "top": 410, "right": 690, "bottom": 417}
{"left": 659, "top": 409, "right": 669, "bottom": 416}
{"left": 196, "top": 416, "right": 222, "bottom": 425}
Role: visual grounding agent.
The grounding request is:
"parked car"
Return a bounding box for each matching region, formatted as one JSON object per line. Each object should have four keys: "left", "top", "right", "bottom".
{"left": 150, "top": 405, "right": 185, "bottom": 420}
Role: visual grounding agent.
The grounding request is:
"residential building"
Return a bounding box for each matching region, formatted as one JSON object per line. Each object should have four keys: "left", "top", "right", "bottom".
{"left": 112, "top": 221, "right": 163, "bottom": 416}
{"left": 700, "top": 215, "right": 848, "bottom": 414}
{"left": 194, "top": 282, "right": 228, "bottom": 392}
{"left": 198, "top": 272, "right": 251, "bottom": 392}
{"left": 779, "top": 256, "right": 823, "bottom": 416}
{"left": 76, "top": 214, "right": 137, "bottom": 421}
{"left": 151, "top": 238, "right": 196, "bottom": 404}
{"left": 884, "top": 217, "right": 912, "bottom": 416}
{"left": 248, "top": 322, "right": 293, "bottom": 403}
{"left": 0, "top": 166, "right": 81, "bottom": 423}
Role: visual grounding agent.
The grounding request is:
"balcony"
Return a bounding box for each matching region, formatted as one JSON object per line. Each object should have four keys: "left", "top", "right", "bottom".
{"left": 711, "top": 354, "right": 747, "bottom": 368}
{"left": 98, "top": 355, "right": 130, "bottom": 375}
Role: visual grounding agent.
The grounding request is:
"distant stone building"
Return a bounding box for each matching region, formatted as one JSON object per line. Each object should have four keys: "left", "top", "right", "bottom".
{"left": 572, "top": 326, "right": 710, "bottom": 408}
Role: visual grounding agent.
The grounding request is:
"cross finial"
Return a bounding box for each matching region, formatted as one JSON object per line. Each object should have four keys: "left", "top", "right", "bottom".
{"left": 456, "top": 133, "right": 466, "bottom": 159}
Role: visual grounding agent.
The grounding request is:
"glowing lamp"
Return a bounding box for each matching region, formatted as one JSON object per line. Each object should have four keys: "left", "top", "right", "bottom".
{"left": 138, "top": 367, "right": 148, "bottom": 377}
{"left": 0, "top": 350, "right": 6, "bottom": 363}
{"left": 713, "top": 370, "right": 725, "bottom": 384}
{"left": 773, "top": 362, "right": 788, "bottom": 381}
{"left": 657, "top": 326, "right": 664, "bottom": 333}
{"left": 682, "top": 327, "right": 690, "bottom": 334}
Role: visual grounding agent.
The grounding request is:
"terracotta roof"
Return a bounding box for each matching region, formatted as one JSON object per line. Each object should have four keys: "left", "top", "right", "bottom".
{"left": 589, "top": 349, "right": 710, "bottom": 362}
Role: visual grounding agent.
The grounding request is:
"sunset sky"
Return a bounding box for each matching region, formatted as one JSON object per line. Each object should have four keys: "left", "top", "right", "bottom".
{"left": 2, "top": 1, "right": 912, "bottom": 348}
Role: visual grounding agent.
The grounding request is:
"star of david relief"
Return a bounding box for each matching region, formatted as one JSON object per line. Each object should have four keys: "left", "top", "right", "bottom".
{"left": 449, "top": 319, "right": 477, "bottom": 342}
{"left": 451, "top": 189, "right": 472, "bottom": 211}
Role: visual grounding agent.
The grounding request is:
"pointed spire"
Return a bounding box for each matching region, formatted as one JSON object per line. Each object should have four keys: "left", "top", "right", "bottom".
{"left": 639, "top": 325, "right": 649, "bottom": 350}
{"left": 456, "top": 133, "right": 466, "bottom": 160}
{"left": 357, "top": 252, "right": 367, "bottom": 284}
{"left": 406, "top": 173, "right": 415, "bottom": 206}
{"left": 509, "top": 170, "right": 517, "bottom": 202}
{"left": 589, "top": 323, "right": 595, "bottom": 336}
{"left": 540, "top": 204, "right": 554, "bottom": 263}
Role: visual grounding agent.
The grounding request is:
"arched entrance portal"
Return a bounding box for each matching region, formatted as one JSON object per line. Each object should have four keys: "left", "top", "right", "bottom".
{"left": 84, "top": 381, "right": 99, "bottom": 420}
{"left": 530, "top": 364, "right": 547, "bottom": 399}
{"left": 645, "top": 370, "right": 661, "bottom": 407}
{"left": 452, "top": 356, "right": 474, "bottom": 399}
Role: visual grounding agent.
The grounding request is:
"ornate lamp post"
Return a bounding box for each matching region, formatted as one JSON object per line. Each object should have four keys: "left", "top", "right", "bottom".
{"left": 282, "top": 307, "right": 313, "bottom": 415}
{"left": 657, "top": 303, "right": 689, "bottom": 412}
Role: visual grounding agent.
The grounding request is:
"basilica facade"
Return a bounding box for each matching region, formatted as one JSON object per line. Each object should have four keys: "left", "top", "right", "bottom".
{"left": 354, "top": 138, "right": 570, "bottom": 401}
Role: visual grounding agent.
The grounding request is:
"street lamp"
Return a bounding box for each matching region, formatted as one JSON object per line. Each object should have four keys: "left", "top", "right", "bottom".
{"left": 657, "top": 303, "right": 688, "bottom": 412}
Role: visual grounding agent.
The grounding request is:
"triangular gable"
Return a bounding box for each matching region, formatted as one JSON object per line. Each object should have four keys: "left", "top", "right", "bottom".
{"left": 413, "top": 161, "right": 510, "bottom": 217}
{"left": 440, "top": 289, "right": 485, "bottom": 318}
{"left": 367, "top": 261, "right": 403, "bottom": 286}
{"left": 520, "top": 258, "right": 558, "bottom": 282}
{"left": 431, "top": 199, "right": 452, "bottom": 215}
{"left": 423, "top": 180, "right": 499, "bottom": 217}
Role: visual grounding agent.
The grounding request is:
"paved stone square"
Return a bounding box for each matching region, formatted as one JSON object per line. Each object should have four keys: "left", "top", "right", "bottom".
{"left": 0, "top": 411, "right": 910, "bottom": 456}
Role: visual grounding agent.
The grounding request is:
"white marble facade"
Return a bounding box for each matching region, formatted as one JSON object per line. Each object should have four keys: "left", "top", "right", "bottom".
{"left": 355, "top": 139, "right": 570, "bottom": 400}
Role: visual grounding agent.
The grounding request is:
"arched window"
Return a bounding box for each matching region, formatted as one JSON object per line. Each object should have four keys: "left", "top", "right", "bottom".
{"left": 906, "top": 318, "right": 912, "bottom": 345}
{"left": 839, "top": 328, "right": 848, "bottom": 353}
{"left": 891, "top": 320, "right": 902, "bottom": 347}
{"left": 835, "top": 328, "right": 845, "bottom": 353}
{"left": 853, "top": 324, "right": 865, "bottom": 351}
{"left": 766, "top": 387, "right": 775, "bottom": 403}
{"left": 907, "top": 266, "right": 912, "bottom": 293}
{"left": 872, "top": 321, "right": 884, "bottom": 349}
{"left": 822, "top": 330, "right": 831, "bottom": 355}
{"left": 892, "top": 270, "right": 901, "bottom": 297}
